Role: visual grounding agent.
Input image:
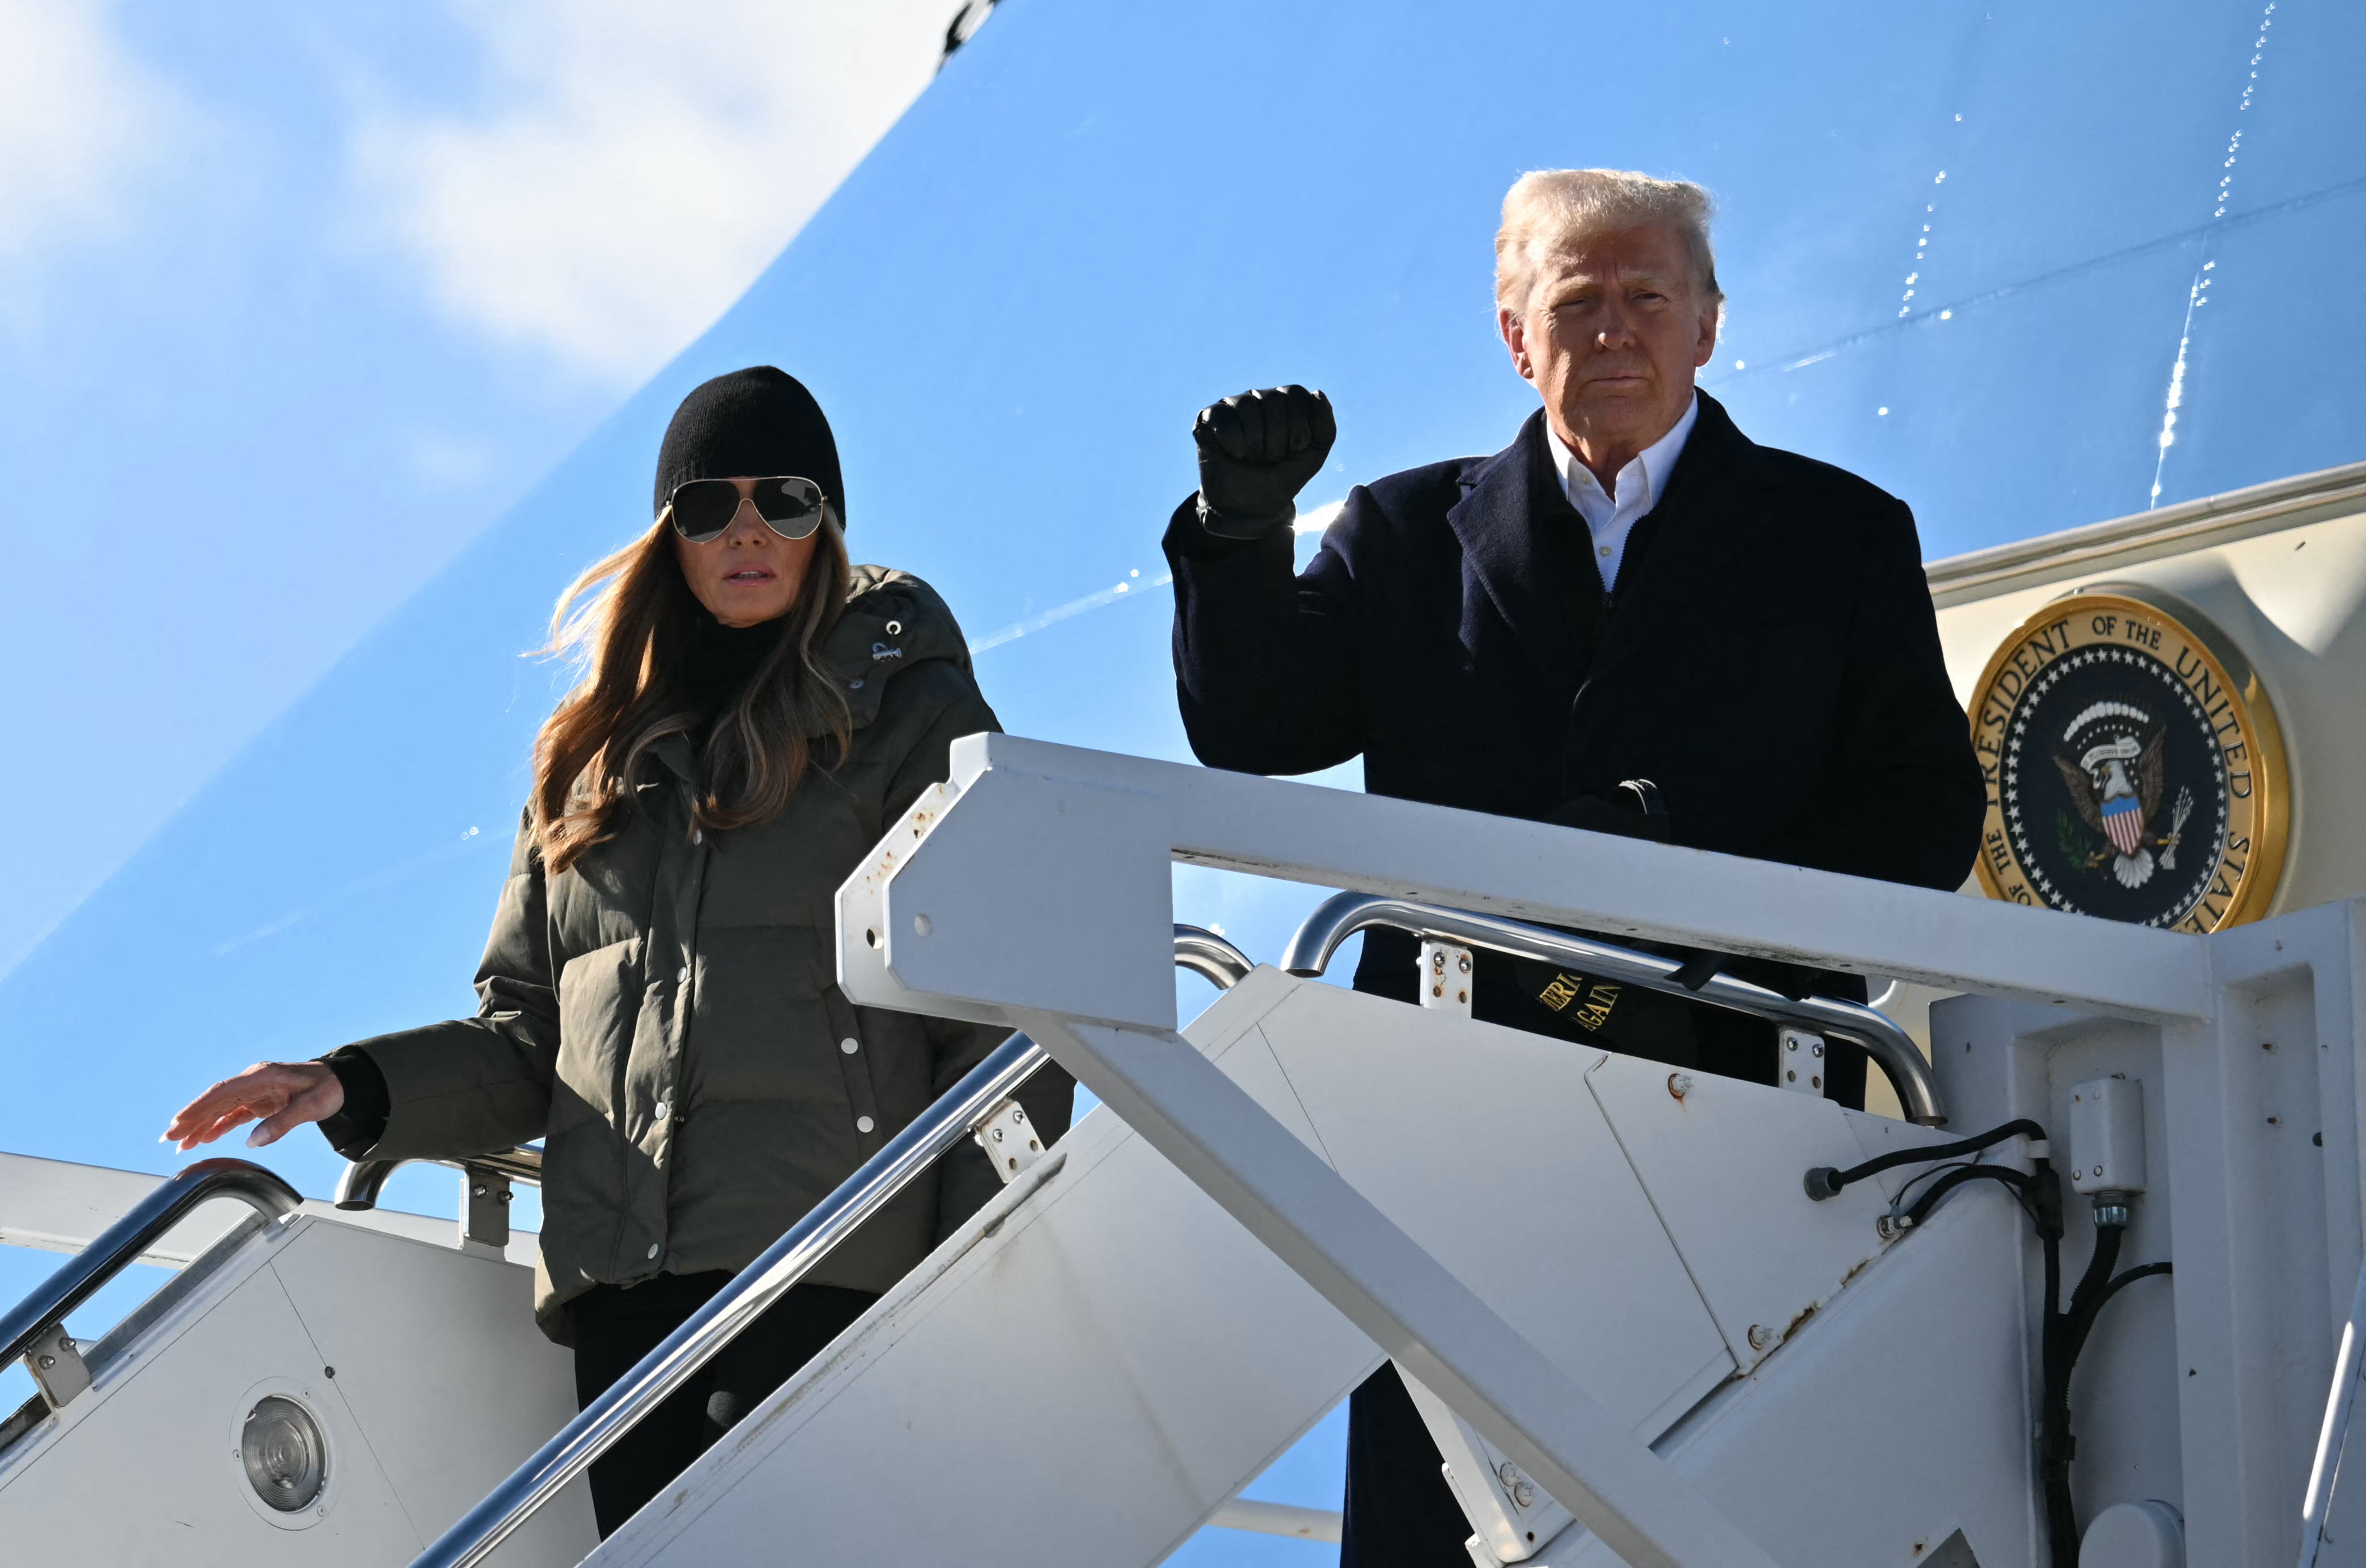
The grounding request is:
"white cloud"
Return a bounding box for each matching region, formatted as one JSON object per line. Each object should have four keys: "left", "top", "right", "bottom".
{"left": 1294, "top": 499, "right": 1347, "bottom": 535}
{"left": 0, "top": 0, "right": 188, "bottom": 262}
{"left": 352, "top": 0, "right": 957, "bottom": 385}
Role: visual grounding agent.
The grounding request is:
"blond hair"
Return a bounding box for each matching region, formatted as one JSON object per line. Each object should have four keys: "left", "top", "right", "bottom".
{"left": 1493, "top": 168, "right": 1722, "bottom": 315}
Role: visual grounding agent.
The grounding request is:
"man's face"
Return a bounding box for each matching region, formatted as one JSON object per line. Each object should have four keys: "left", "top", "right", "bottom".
{"left": 1498, "top": 224, "right": 1720, "bottom": 463}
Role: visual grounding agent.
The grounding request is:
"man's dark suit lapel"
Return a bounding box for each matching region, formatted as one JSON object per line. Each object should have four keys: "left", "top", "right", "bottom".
{"left": 1444, "top": 411, "right": 1577, "bottom": 687}
{"left": 1594, "top": 392, "right": 1778, "bottom": 680}
{"left": 1444, "top": 394, "right": 1777, "bottom": 691}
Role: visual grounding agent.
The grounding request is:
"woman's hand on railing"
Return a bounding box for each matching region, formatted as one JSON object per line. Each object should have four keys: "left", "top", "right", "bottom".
{"left": 162, "top": 1061, "right": 344, "bottom": 1152}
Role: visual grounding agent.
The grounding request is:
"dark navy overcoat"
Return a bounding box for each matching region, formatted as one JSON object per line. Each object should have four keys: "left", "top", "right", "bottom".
{"left": 1166, "top": 388, "right": 1987, "bottom": 1568}
{"left": 1162, "top": 391, "right": 1984, "bottom": 1003}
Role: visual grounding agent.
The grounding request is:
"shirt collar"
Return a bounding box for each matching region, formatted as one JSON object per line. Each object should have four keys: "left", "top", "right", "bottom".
{"left": 1546, "top": 390, "right": 1700, "bottom": 513}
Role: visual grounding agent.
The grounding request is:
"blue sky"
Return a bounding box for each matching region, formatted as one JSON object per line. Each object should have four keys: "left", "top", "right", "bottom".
{"left": 4, "top": 0, "right": 2364, "bottom": 1543}
{"left": 0, "top": 0, "right": 954, "bottom": 979}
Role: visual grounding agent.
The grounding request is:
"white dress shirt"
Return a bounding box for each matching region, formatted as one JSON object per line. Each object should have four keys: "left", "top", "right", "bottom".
{"left": 1545, "top": 392, "right": 1699, "bottom": 591}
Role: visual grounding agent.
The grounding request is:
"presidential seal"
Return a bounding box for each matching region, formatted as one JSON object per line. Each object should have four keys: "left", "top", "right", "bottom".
{"left": 1969, "top": 591, "right": 2288, "bottom": 932}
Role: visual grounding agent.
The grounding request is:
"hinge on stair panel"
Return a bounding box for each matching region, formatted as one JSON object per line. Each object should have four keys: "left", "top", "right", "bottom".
{"left": 461, "top": 1164, "right": 513, "bottom": 1253}
{"left": 22, "top": 1324, "right": 90, "bottom": 1409}
{"left": 1420, "top": 940, "right": 1474, "bottom": 1017}
{"left": 1399, "top": 1368, "right": 1571, "bottom": 1562}
{"left": 1777, "top": 1028, "right": 1826, "bottom": 1096}
{"left": 972, "top": 1098, "right": 1047, "bottom": 1184}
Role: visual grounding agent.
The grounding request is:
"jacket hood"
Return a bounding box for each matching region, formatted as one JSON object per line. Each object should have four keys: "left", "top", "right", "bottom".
{"left": 822, "top": 565, "right": 973, "bottom": 731}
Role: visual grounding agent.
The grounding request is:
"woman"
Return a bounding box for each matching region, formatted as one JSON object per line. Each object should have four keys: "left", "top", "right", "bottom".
{"left": 163, "top": 366, "right": 1070, "bottom": 1536}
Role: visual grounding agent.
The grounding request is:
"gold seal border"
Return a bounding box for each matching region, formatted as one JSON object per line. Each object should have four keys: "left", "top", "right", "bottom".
{"left": 1968, "top": 592, "right": 2289, "bottom": 931}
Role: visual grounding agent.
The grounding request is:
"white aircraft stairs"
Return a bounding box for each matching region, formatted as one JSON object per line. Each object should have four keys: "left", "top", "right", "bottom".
{"left": 5, "top": 733, "right": 2365, "bottom": 1568}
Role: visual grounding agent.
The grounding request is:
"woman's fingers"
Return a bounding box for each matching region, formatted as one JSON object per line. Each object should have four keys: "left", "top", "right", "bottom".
{"left": 162, "top": 1062, "right": 340, "bottom": 1152}
{"left": 247, "top": 1070, "right": 345, "bottom": 1149}
{"left": 161, "top": 1068, "right": 274, "bottom": 1148}
{"left": 170, "top": 1098, "right": 270, "bottom": 1152}
{"left": 174, "top": 1085, "right": 287, "bottom": 1151}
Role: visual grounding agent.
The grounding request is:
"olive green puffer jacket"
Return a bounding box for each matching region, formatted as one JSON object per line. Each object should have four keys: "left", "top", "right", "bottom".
{"left": 342, "top": 566, "right": 1064, "bottom": 1342}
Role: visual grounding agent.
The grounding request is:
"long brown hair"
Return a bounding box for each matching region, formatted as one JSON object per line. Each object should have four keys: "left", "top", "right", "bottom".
{"left": 530, "top": 518, "right": 853, "bottom": 873}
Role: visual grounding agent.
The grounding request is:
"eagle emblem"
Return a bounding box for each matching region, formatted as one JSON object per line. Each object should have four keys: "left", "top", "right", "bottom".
{"left": 1971, "top": 593, "right": 2287, "bottom": 932}
{"left": 2051, "top": 701, "right": 2192, "bottom": 890}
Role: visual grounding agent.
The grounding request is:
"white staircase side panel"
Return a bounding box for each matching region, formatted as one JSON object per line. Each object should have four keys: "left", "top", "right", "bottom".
{"left": 0, "top": 1220, "right": 424, "bottom": 1562}
{"left": 595, "top": 972, "right": 1930, "bottom": 1568}
{"left": 1584, "top": 1052, "right": 1927, "bottom": 1374}
{"left": 1241, "top": 982, "right": 1739, "bottom": 1429}
{"left": 1545, "top": 1188, "right": 2039, "bottom": 1568}
{"left": 0, "top": 1212, "right": 593, "bottom": 1565}
{"left": 591, "top": 970, "right": 1385, "bottom": 1568}
{"left": 263, "top": 1216, "right": 590, "bottom": 1551}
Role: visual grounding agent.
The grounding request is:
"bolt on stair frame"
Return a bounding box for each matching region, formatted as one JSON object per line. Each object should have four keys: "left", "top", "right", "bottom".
{"left": 404, "top": 925, "right": 1252, "bottom": 1568}
{"left": 1281, "top": 892, "right": 1947, "bottom": 1126}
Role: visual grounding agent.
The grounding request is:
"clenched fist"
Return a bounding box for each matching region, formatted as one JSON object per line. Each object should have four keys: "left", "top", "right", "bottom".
{"left": 1191, "top": 385, "right": 1337, "bottom": 539}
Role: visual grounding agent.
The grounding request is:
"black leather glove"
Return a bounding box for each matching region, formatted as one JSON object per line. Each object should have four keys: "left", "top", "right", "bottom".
{"left": 1544, "top": 779, "right": 1672, "bottom": 843}
{"left": 1191, "top": 385, "right": 1336, "bottom": 539}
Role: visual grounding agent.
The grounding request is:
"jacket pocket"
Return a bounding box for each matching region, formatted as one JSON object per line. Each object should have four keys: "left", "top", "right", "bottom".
{"left": 552, "top": 936, "right": 639, "bottom": 1136}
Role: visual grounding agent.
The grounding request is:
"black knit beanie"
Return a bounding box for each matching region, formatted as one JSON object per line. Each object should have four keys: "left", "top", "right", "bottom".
{"left": 653, "top": 366, "right": 846, "bottom": 528}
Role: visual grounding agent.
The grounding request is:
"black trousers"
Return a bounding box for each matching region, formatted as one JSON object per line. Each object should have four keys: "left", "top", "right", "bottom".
{"left": 571, "top": 1273, "right": 878, "bottom": 1537}
{"left": 1341, "top": 928, "right": 1869, "bottom": 1568}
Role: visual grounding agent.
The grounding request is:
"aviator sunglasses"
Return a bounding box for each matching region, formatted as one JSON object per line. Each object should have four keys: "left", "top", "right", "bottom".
{"left": 662, "top": 475, "right": 830, "bottom": 543}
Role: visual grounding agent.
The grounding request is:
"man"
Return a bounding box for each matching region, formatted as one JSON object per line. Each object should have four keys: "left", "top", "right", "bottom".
{"left": 1161, "top": 169, "right": 1983, "bottom": 1566}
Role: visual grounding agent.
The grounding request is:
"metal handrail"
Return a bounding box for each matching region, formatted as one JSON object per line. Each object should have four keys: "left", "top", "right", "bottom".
{"left": 0, "top": 1158, "right": 300, "bottom": 1372}
{"left": 409, "top": 930, "right": 1251, "bottom": 1568}
{"left": 1173, "top": 923, "right": 1255, "bottom": 989}
{"left": 336, "top": 1143, "right": 545, "bottom": 1211}
{"left": 1281, "top": 892, "right": 1947, "bottom": 1126}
